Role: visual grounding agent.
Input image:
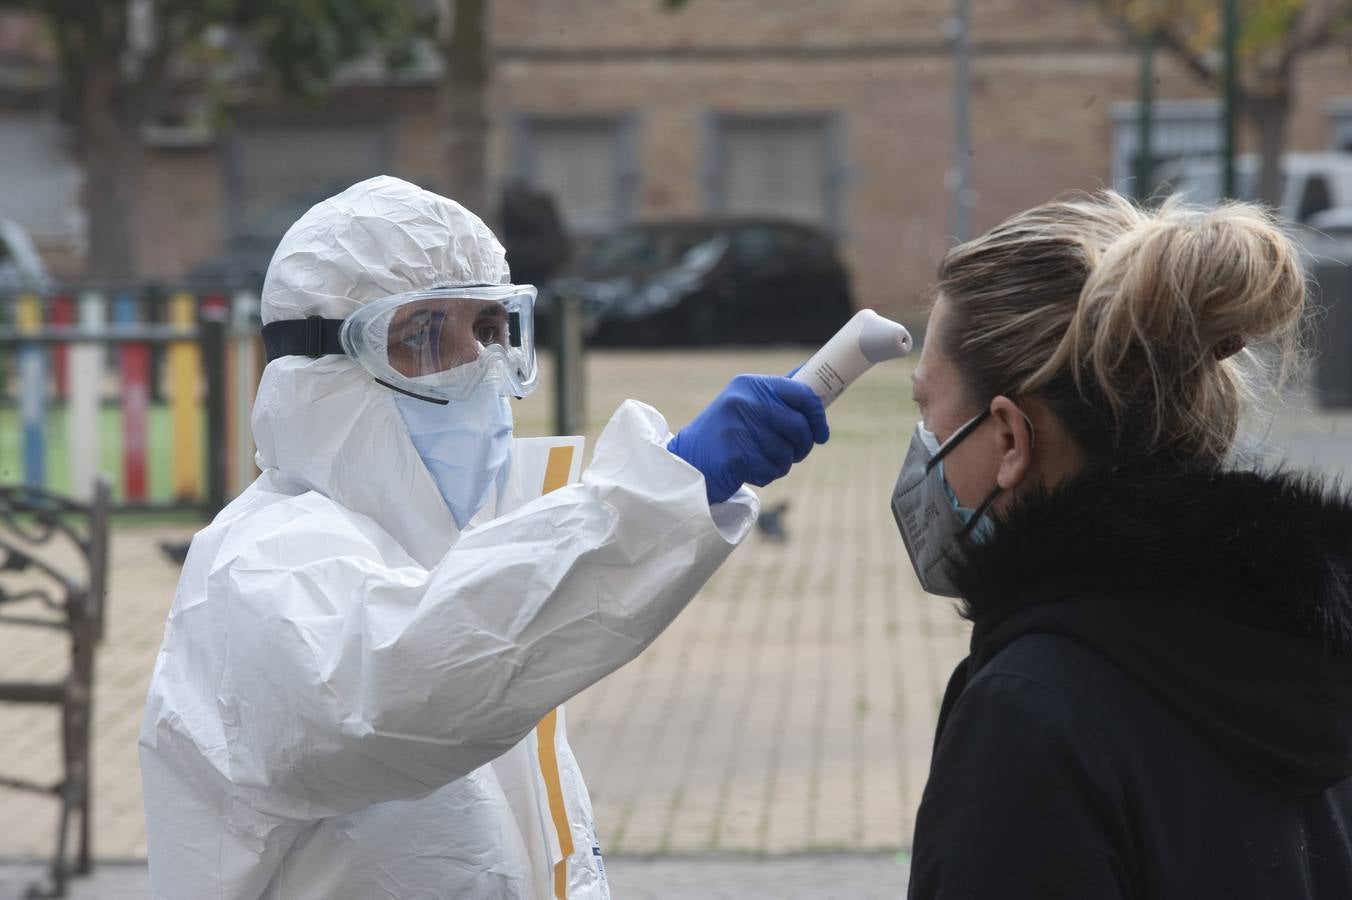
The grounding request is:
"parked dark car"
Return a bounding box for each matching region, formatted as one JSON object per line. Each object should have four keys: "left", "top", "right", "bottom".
{"left": 538, "top": 218, "right": 854, "bottom": 345}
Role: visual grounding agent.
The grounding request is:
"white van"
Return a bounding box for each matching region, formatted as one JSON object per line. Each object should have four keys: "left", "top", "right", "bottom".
{"left": 1152, "top": 153, "right": 1352, "bottom": 231}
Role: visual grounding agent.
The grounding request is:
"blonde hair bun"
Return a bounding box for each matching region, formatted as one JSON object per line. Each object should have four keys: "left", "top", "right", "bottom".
{"left": 937, "top": 190, "right": 1306, "bottom": 464}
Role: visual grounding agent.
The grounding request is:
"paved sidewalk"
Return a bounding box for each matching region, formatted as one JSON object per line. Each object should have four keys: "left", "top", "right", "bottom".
{"left": 0, "top": 854, "right": 912, "bottom": 900}
{"left": 0, "top": 349, "right": 960, "bottom": 863}
{"left": 1, "top": 349, "right": 1349, "bottom": 874}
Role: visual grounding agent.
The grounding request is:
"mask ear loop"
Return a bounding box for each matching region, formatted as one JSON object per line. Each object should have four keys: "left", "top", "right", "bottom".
{"left": 957, "top": 487, "right": 1002, "bottom": 540}
{"left": 924, "top": 408, "right": 991, "bottom": 473}
{"left": 953, "top": 409, "right": 1037, "bottom": 540}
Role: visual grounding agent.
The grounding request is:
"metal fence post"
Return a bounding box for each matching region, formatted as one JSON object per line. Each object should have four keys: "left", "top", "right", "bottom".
{"left": 947, "top": 0, "right": 972, "bottom": 242}
{"left": 229, "top": 291, "right": 261, "bottom": 495}
{"left": 553, "top": 291, "right": 586, "bottom": 436}
{"left": 1221, "top": 0, "right": 1239, "bottom": 200}
{"left": 202, "top": 314, "right": 229, "bottom": 514}
{"left": 1135, "top": 31, "right": 1156, "bottom": 201}
{"left": 1313, "top": 256, "right": 1352, "bottom": 408}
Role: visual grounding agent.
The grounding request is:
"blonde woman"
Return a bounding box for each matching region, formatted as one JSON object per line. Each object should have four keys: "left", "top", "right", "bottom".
{"left": 893, "top": 191, "right": 1352, "bottom": 899}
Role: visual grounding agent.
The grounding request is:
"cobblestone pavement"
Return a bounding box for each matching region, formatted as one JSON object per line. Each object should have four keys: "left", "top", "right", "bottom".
{"left": 0, "top": 854, "right": 912, "bottom": 900}
{"left": 1, "top": 349, "right": 1349, "bottom": 875}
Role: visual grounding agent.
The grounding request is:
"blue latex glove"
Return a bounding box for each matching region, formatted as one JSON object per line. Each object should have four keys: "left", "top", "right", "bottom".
{"left": 668, "top": 374, "right": 830, "bottom": 505}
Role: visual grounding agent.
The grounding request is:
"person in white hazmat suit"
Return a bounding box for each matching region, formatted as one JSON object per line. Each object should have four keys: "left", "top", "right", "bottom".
{"left": 139, "top": 175, "right": 829, "bottom": 900}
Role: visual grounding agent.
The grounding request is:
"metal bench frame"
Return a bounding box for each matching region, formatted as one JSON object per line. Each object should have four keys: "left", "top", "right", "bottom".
{"left": 0, "top": 481, "right": 110, "bottom": 898}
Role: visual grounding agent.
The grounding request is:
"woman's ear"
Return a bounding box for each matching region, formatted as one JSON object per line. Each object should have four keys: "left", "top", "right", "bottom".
{"left": 989, "top": 395, "right": 1035, "bottom": 492}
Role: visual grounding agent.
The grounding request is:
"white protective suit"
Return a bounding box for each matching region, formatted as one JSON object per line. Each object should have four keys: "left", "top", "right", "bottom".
{"left": 139, "top": 176, "right": 759, "bottom": 900}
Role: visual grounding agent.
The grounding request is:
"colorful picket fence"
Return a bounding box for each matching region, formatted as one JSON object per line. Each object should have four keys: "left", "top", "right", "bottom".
{"left": 0, "top": 287, "right": 264, "bottom": 513}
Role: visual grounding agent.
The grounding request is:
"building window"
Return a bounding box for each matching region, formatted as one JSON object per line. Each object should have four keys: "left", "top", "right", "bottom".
{"left": 706, "top": 114, "right": 843, "bottom": 231}
{"left": 0, "top": 114, "right": 82, "bottom": 247}
{"left": 1111, "top": 100, "right": 1222, "bottom": 196}
{"left": 1329, "top": 100, "right": 1352, "bottom": 152}
{"left": 512, "top": 116, "right": 638, "bottom": 236}
{"left": 224, "top": 118, "right": 392, "bottom": 248}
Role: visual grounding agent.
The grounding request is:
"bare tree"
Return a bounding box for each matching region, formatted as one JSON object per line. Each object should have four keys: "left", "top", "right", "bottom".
{"left": 1093, "top": 0, "right": 1352, "bottom": 205}
{"left": 4, "top": 0, "right": 418, "bottom": 280}
{"left": 438, "top": 0, "right": 490, "bottom": 216}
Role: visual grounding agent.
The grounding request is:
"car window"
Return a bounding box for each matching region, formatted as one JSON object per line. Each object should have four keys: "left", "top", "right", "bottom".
{"left": 730, "top": 226, "right": 777, "bottom": 266}
{"left": 731, "top": 225, "right": 819, "bottom": 267}
{"left": 585, "top": 231, "right": 659, "bottom": 269}
{"left": 585, "top": 228, "right": 715, "bottom": 269}
{"left": 1297, "top": 175, "right": 1333, "bottom": 224}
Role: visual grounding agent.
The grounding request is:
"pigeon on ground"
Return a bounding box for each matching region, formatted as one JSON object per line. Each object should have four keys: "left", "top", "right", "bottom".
{"left": 756, "top": 501, "right": 790, "bottom": 543}
{"left": 160, "top": 541, "right": 192, "bottom": 566}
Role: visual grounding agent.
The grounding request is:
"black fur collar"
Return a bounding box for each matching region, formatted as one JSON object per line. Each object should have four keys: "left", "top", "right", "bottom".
{"left": 953, "top": 464, "right": 1352, "bottom": 654}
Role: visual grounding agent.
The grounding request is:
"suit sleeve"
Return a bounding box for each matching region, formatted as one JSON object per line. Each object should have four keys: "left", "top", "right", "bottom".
{"left": 908, "top": 671, "right": 1132, "bottom": 900}
{"left": 168, "top": 400, "right": 757, "bottom": 821}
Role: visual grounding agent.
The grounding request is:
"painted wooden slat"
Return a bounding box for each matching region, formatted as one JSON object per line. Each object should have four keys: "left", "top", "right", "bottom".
{"left": 116, "top": 292, "right": 149, "bottom": 501}
{"left": 167, "top": 292, "right": 201, "bottom": 500}
{"left": 17, "top": 293, "right": 46, "bottom": 487}
{"left": 68, "top": 290, "right": 106, "bottom": 501}
{"left": 49, "top": 293, "right": 73, "bottom": 401}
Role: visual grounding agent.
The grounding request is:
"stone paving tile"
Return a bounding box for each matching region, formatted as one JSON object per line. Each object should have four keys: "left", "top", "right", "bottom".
{"left": 565, "top": 351, "right": 967, "bottom": 857}
{"left": 0, "top": 854, "right": 913, "bottom": 900}
{"left": 1, "top": 349, "right": 1349, "bottom": 868}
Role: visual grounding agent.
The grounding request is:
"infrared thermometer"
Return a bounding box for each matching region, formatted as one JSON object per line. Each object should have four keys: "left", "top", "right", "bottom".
{"left": 791, "top": 309, "right": 913, "bottom": 408}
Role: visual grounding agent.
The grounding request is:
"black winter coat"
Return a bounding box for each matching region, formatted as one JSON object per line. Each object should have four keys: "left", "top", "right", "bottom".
{"left": 907, "top": 464, "right": 1352, "bottom": 900}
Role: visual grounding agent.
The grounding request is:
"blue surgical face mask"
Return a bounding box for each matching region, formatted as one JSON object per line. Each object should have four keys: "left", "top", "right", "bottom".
{"left": 394, "top": 381, "right": 513, "bottom": 530}
{"left": 937, "top": 459, "right": 996, "bottom": 544}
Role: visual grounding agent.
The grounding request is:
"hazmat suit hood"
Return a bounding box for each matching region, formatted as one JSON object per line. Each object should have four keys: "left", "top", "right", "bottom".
{"left": 253, "top": 175, "right": 510, "bottom": 565}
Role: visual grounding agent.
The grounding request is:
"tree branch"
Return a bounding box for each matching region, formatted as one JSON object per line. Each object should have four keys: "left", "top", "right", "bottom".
{"left": 1280, "top": 0, "right": 1351, "bottom": 70}
{"left": 125, "top": 0, "right": 182, "bottom": 123}
{"left": 1151, "top": 25, "right": 1222, "bottom": 87}
{"left": 45, "top": 1, "right": 90, "bottom": 115}
{"left": 1096, "top": 7, "right": 1220, "bottom": 87}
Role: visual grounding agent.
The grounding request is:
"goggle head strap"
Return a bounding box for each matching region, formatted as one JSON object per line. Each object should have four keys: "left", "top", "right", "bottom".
{"left": 260, "top": 314, "right": 452, "bottom": 406}
{"left": 262, "top": 316, "right": 346, "bottom": 362}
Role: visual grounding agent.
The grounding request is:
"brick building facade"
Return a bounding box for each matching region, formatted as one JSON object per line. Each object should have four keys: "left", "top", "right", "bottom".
{"left": 3, "top": 2, "right": 1350, "bottom": 320}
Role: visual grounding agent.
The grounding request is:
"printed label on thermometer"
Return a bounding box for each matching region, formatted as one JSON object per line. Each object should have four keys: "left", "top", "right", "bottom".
{"left": 792, "top": 310, "right": 913, "bottom": 408}
{"left": 805, "top": 360, "right": 849, "bottom": 403}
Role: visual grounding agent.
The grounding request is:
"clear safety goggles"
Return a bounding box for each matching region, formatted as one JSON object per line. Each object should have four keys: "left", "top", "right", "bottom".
{"left": 340, "top": 285, "right": 537, "bottom": 403}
